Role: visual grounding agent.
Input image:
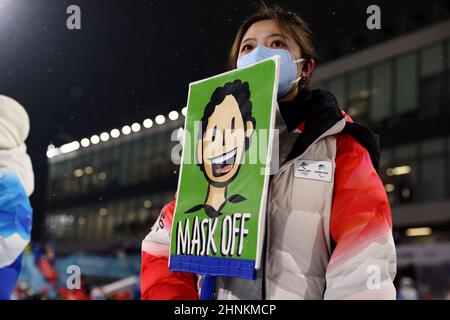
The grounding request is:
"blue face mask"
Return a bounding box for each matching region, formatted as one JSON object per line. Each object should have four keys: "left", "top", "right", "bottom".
{"left": 236, "top": 45, "right": 305, "bottom": 98}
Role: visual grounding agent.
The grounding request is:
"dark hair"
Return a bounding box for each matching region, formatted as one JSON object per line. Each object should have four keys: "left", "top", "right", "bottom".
{"left": 199, "top": 79, "right": 256, "bottom": 150}
{"left": 228, "top": 4, "right": 317, "bottom": 89}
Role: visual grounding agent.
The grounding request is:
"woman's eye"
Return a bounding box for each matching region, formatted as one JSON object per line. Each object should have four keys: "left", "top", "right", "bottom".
{"left": 241, "top": 44, "right": 253, "bottom": 52}
{"left": 271, "top": 40, "right": 286, "bottom": 48}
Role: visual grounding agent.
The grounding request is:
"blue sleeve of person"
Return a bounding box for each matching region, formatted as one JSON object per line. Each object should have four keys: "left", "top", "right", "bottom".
{"left": 0, "top": 171, "right": 32, "bottom": 299}
{"left": 0, "top": 170, "right": 33, "bottom": 242}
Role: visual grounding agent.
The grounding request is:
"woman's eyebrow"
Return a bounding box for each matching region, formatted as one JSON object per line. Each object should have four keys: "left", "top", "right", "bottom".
{"left": 241, "top": 33, "right": 286, "bottom": 45}
{"left": 267, "top": 33, "right": 287, "bottom": 39}
{"left": 241, "top": 37, "right": 256, "bottom": 44}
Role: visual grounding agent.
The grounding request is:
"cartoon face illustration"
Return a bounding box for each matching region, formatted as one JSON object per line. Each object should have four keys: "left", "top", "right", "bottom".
{"left": 186, "top": 80, "right": 256, "bottom": 218}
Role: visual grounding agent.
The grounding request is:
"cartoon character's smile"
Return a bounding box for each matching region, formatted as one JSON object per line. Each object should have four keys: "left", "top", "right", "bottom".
{"left": 185, "top": 80, "right": 256, "bottom": 218}
{"left": 210, "top": 148, "right": 237, "bottom": 177}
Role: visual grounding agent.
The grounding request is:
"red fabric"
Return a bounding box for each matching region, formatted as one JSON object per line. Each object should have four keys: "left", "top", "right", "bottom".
{"left": 140, "top": 199, "right": 198, "bottom": 300}
{"left": 112, "top": 291, "right": 132, "bottom": 300}
{"left": 330, "top": 133, "right": 392, "bottom": 255}
{"left": 141, "top": 251, "right": 198, "bottom": 300}
{"left": 57, "top": 288, "right": 90, "bottom": 300}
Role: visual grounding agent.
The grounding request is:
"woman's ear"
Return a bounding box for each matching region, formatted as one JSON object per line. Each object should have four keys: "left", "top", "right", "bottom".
{"left": 301, "top": 58, "right": 315, "bottom": 79}
{"left": 245, "top": 120, "right": 254, "bottom": 138}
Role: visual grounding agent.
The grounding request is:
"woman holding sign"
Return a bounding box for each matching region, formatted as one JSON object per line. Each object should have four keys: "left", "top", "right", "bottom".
{"left": 141, "top": 5, "right": 396, "bottom": 300}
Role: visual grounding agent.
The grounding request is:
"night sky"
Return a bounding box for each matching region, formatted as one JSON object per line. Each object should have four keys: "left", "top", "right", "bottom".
{"left": 0, "top": 0, "right": 449, "bottom": 239}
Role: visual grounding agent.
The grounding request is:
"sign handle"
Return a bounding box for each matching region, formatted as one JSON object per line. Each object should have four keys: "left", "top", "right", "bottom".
{"left": 199, "top": 275, "right": 216, "bottom": 300}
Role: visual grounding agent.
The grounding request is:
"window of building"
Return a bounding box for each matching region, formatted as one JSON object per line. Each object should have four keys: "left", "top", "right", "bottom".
{"left": 61, "top": 161, "right": 72, "bottom": 197}
{"left": 125, "top": 198, "right": 137, "bottom": 235}
{"left": 46, "top": 166, "right": 56, "bottom": 200}
{"left": 418, "top": 138, "right": 446, "bottom": 202}
{"left": 143, "top": 136, "right": 155, "bottom": 181}
{"left": 114, "top": 201, "right": 126, "bottom": 239}
{"left": 421, "top": 44, "right": 445, "bottom": 77}
{"left": 448, "top": 40, "right": 450, "bottom": 111}
{"left": 348, "top": 69, "right": 369, "bottom": 123}
{"left": 119, "top": 142, "right": 131, "bottom": 186}
{"left": 86, "top": 207, "right": 95, "bottom": 242}
{"left": 448, "top": 40, "right": 450, "bottom": 71}
{"left": 154, "top": 132, "right": 171, "bottom": 177}
{"left": 104, "top": 201, "right": 115, "bottom": 241}
{"left": 128, "top": 140, "right": 138, "bottom": 185}
{"left": 391, "top": 143, "right": 417, "bottom": 205}
{"left": 72, "top": 158, "right": 84, "bottom": 196}
{"left": 371, "top": 61, "right": 392, "bottom": 123}
{"left": 105, "top": 145, "right": 120, "bottom": 187}
{"left": 448, "top": 136, "right": 450, "bottom": 198}
{"left": 137, "top": 138, "right": 150, "bottom": 184}
{"left": 95, "top": 206, "right": 106, "bottom": 242}
{"left": 380, "top": 143, "right": 417, "bottom": 206}
{"left": 129, "top": 139, "right": 144, "bottom": 185}
{"left": 138, "top": 196, "right": 151, "bottom": 224}
{"left": 65, "top": 209, "right": 76, "bottom": 242}
{"left": 328, "top": 76, "right": 345, "bottom": 108}
{"left": 78, "top": 155, "right": 90, "bottom": 196}
{"left": 395, "top": 53, "right": 418, "bottom": 115}
{"left": 380, "top": 148, "right": 393, "bottom": 169}
{"left": 420, "top": 44, "right": 445, "bottom": 117}
{"left": 380, "top": 148, "right": 395, "bottom": 204}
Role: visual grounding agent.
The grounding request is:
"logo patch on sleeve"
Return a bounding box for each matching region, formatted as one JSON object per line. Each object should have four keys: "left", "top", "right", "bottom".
{"left": 294, "top": 160, "right": 333, "bottom": 182}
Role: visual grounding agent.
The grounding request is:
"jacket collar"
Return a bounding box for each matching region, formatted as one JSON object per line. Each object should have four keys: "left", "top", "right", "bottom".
{"left": 278, "top": 89, "right": 345, "bottom": 163}
{"left": 278, "top": 89, "right": 344, "bottom": 133}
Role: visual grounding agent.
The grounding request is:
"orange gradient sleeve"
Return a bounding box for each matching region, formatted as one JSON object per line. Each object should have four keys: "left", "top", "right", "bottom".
{"left": 325, "top": 134, "right": 397, "bottom": 300}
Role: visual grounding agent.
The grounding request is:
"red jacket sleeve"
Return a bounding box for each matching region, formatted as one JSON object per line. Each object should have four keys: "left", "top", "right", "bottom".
{"left": 141, "top": 198, "right": 198, "bottom": 300}
{"left": 324, "top": 134, "right": 397, "bottom": 299}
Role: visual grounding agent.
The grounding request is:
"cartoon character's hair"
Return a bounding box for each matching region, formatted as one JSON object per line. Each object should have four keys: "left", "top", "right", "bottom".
{"left": 198, "top": 79, "right": 256, "bottom": 151}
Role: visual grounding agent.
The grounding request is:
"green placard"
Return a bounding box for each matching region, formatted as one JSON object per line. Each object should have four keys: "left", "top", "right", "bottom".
{"left": 169, "top": 57, "right": 278, "bottom": 279}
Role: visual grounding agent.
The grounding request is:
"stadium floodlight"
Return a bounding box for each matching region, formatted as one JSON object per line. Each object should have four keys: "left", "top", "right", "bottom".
{"left": 155, "top": 115, "right": 165, "bottom": 125}
{"left": 100, "top": 132, "right": 110, "bottom": 142}
{"left": 80, "top": 138, "right": 90, "bottom": 147}
{"left": 122, "top": 125, "right": 131, "bottom": 135}
{"left": 143, "top": 118, "right": 153, "bottom": 128}
{"left": 169, "top": 110, "right": 179, "bottom": 121}
{"left": 46, "top": 147, "right": 60, "bottom": 159}
{"left": 131, "top": 122, "right": 141, "bottom": 132}
{"left": 90, "top": 135, "right": 100, "bottom": 144}
{"left": 110, "top": 128, "right": 120, "bottom": 138}
{"left": 60, "top": 141, "right": 80, "bottom": 154}
{"left": 181, "top": 107, "right": 187, "bottom": 116}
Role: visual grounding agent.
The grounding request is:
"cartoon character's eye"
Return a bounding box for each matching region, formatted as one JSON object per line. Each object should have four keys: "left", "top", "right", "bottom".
{"left": 211, "top": 126, "right": 217, "bottom": 142}
{"left": 231, "top": 117, "right": 235, "bottom": 132}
